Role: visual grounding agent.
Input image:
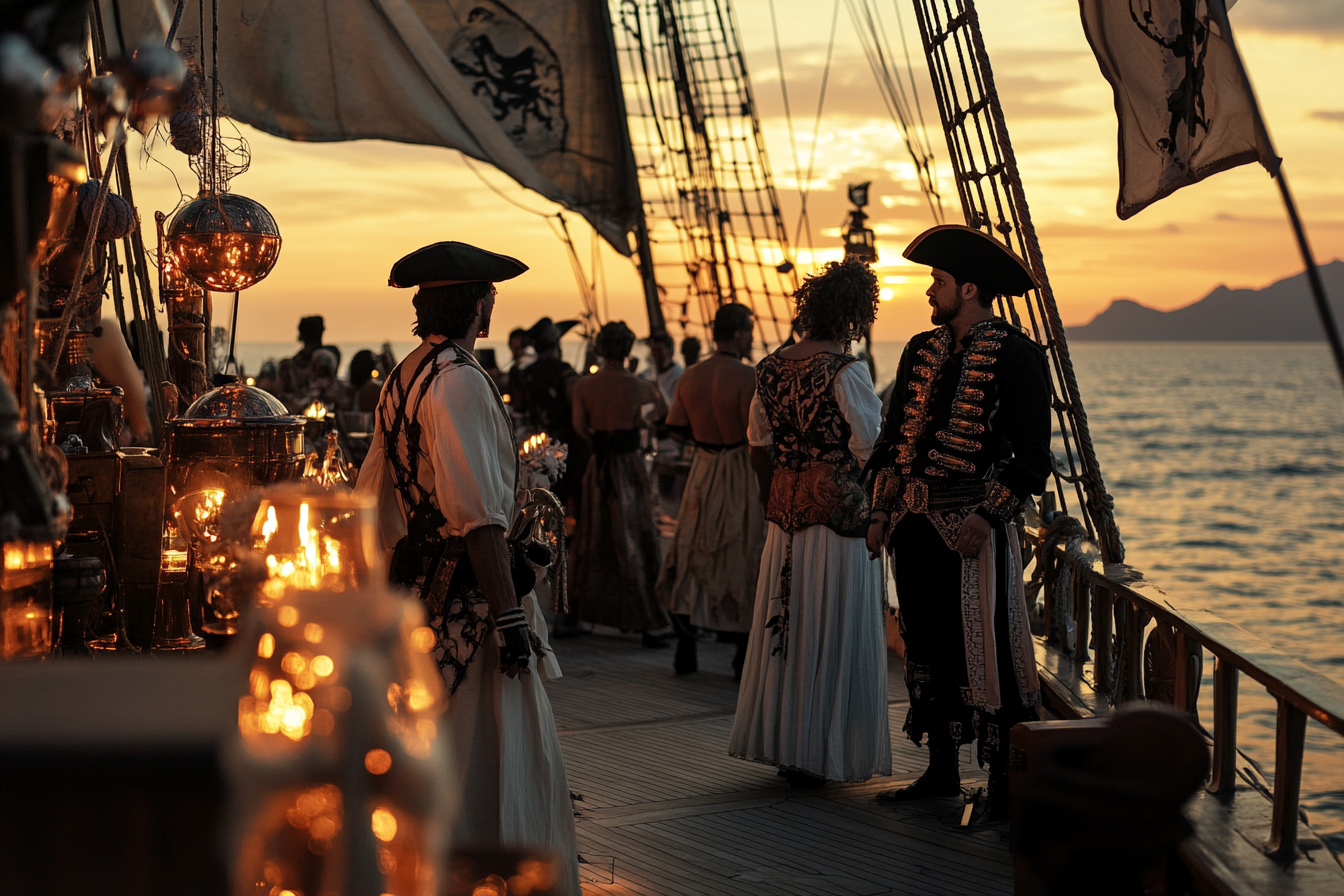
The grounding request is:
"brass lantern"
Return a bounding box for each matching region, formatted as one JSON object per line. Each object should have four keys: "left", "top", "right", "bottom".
{"left": 167, "top": 192, "right": 281, "bottom": 291}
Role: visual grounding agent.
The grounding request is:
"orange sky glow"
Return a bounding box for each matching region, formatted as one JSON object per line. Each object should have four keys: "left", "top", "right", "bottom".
{"left": 116, "top": 0, "right": 1344, "bottom": 347}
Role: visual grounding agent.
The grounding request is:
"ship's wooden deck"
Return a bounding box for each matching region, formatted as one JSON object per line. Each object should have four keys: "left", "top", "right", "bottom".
{"left": 543, "top": 633, "right": 1013, "bottom": 896}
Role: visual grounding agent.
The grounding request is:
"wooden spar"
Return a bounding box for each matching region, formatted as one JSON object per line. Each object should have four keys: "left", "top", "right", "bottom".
{"left": 1207, "top": 0, "right": 1344, "bottom": 392}
{"left": 597, "top": 0, "right": 667, "bottom": 339}
{"left": 89, "top": 4, "right": 174, "bottom": 444}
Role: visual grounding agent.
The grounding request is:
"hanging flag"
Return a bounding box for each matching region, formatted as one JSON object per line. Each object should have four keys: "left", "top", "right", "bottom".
{"left": 1079, "top": 0, "right": 1276, "bottom": 219}
{"left": 106, "top": 0, "right": 641, "bottom": 253}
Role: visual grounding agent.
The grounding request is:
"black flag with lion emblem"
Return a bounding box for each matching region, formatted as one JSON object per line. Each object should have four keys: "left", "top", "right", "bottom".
{"left": 1079, "top": 0, "right": 1276, "bottom": 219}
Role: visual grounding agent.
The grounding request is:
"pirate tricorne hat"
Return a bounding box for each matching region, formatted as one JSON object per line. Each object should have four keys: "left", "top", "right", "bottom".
{"left": 903, "top": 224, "right": 1036, "bottom": 297}
{"left": 526, "top": 317, "right": 580, "bottom": 350}
{"left": 388, "top": 241, "right": 528, "bottom": 288}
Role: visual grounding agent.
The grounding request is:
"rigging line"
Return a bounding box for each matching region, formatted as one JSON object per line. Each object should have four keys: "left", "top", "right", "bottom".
{"left": 460, "top": 154, "right": 555, "bottom": 217}
{"left": 870, "top": 0, "right": 942, "bottom": 219}
{"left": 848, "top": 0, "right": 943, "bottom": 222}
{"left": 892, "top": 0, "right": 943, "bottom": 221}
{"left": 793, "top": 0, "right": 840, "bottom": 265}
{"left": 551, "top": 213, "right": 601, "bottom": 326}
{"left": 227, "top": 289, "right": 240, "bottom": 375}
{"left": 458, "top": 154, "right": 600, "bottom": 327}
{"left": 885, "top": 0, "right": 934, "bottom": 163}
{"left": 869, "top": 0, "right": 923, "bottom": 146}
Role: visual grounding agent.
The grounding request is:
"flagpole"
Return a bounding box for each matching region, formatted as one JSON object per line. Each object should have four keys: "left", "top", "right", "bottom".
{"left": 1209, "top": 0, "right": 1344, "bottom": 388}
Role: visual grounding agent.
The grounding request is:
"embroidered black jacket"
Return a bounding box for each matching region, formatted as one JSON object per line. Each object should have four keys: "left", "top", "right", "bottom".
{"left": 865, "top": 319, "right": 1052, "bottom": 523}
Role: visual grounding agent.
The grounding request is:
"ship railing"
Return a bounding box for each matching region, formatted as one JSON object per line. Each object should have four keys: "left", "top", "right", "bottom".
{"left": 1028, "top": 510, "right": 1344, "bottom": 864}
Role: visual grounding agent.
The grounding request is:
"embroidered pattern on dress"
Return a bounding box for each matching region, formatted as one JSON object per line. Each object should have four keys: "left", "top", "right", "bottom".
{"left": 427, "top": 591, "right": 492, "bottom": 695}
{"left": 755, "top": 352, "right": 869, "bottom": 662}
{"left": 766, "top": 537, "right": 793, "bottom": 660}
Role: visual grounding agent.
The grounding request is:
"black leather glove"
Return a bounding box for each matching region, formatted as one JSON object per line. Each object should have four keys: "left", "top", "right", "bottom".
{"left": 493, "top": 606, "right": 531, "bottom": 672}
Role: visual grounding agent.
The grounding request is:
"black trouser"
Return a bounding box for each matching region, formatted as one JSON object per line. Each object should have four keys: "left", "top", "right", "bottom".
{"left": 891, "top": 513, "right": 1036, "bottom": 768}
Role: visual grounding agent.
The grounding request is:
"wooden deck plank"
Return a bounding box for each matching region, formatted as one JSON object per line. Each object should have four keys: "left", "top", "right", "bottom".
{"left": 545, "top": 634, "right": 1012, "bottom": 896}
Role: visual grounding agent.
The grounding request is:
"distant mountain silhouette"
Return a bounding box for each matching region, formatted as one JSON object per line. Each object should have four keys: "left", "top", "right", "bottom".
{"left": 1069, "top": 260, "right": 1344, "bottom": 341}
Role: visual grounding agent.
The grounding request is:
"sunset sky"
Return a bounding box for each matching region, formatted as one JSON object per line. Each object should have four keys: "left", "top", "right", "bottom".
{"left": 118, "top": 0, "right": 1344, "bottom": 346}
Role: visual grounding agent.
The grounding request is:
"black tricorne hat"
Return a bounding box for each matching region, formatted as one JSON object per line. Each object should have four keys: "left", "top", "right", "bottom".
{"left": 388, "top": 241, "right": 528, "bottom": 288}
{"left": 526, "top": 317, "right": 580, "bottom": 350}
{"left": 903, "top": 225, "right": 1036, "bottom": 297}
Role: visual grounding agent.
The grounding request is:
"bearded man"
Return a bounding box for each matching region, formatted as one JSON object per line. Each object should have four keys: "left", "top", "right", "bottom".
{"left": 864, "top": 225, "right": 1050, "bottom": 819}
{"left": 356, "top": 241, "right": 579, "bottom": 893}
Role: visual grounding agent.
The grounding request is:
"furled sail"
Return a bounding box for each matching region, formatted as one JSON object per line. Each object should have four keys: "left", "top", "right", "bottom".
{"left": 104, "top": 0, "right": 641, "bottom": 253}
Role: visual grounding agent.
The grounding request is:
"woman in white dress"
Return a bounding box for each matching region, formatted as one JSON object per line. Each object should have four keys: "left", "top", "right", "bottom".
{"left": 729, "top": 259, "right": 891, "bottom": 787}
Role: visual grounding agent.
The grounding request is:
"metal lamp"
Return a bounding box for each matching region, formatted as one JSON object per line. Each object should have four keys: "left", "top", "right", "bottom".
{"left": 166, "top": 192, "right": 281, "bottom": 292}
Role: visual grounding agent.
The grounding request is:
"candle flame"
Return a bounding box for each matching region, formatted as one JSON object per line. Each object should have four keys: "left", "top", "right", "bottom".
{"left": 261, "top": 500, "right": 347, "bottom": 596}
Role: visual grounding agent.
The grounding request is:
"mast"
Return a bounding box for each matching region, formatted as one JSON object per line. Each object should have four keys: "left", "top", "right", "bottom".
{"left": 611, "top": 0, "right": 798, "bottom": 348}
{"left": 910, "top": 0, "right": 1124, "bottom": 563}
{"left": 599, "top": 0, "right": 668, "bottom": 338}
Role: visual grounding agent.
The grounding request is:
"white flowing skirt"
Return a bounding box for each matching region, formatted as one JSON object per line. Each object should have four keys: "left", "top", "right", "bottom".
{"left": 729, "top": 523, "right": 892, "bottom": 782}
{"left": 446, "top": 591, "right": 580, "bottom": 895}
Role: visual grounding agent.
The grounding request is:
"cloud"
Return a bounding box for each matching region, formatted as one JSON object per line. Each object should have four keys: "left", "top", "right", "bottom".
{"left": 1311, "top": 110, "right": 1344, "bottom": 124}
{"left": 1231, "top": 0, "right": 1344, "bottom": 38}
{"left": 746, "top": 45, "right": 1099, "bottom": 125}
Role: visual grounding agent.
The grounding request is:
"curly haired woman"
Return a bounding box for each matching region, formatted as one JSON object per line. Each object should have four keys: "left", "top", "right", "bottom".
{"left": 728, "top": 259, "right": 892, "bottom": 787}
{"left": 570, "top": 321, "right": 671, "bottom": 643}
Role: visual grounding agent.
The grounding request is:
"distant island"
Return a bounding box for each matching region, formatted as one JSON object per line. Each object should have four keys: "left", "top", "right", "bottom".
{"left": 1069, "top": 259, "right": 1344, "bottom": 341}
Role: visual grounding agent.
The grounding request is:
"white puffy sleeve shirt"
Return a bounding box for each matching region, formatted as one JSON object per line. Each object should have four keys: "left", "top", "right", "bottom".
{"left": 746, "top": 358, "right": 882, "bottom": 463}
{"left": 357, "top": 355, "right": 516, "bottom": 555}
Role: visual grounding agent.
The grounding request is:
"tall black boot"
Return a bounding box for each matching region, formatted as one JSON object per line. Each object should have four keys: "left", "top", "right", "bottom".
{"left": 877, "top": 735, "right": 961, "bottom": 802}
{"left": 672, "top": 613, "right": 697, "bottom": 675}
{"left": 985, "top": 741, "right": 1012, "bottom": 822}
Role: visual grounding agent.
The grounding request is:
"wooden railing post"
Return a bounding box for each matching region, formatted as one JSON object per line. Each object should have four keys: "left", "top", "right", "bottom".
{"left": 1173, "top": 630, "right": 1192, "bottom": 713}
{"left": 1072, "top": 572, "right": 1091, "bottom": 664}
{"left": 1122, "top": 601, "right": 1144, "bottom": 701}
{"left": 1093, "top": 581, "right": 1113, "bottom": 696}
{"left": 1208, "top": 656, "right": 1238, "bottom": 795}
{"left": 1266, "top": 698, "right": 1307, "bottom": 860}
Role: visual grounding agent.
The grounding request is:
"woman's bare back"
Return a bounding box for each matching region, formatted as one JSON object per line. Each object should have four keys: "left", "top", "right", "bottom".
{"left": 573, "top": 369, "right": 659, "bottom": 434}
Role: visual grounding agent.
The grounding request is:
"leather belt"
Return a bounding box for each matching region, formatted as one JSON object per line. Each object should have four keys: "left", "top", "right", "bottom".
{"left": 900, "top": 478, "right": 987, "bottom": 514}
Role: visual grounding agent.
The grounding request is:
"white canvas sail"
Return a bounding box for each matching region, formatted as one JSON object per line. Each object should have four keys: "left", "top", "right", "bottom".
{"left": 1079, "top": 0, "right": 1275, "bottom": 219}
{"left": 105, "top": 0, "right": 640, "bottom": 252}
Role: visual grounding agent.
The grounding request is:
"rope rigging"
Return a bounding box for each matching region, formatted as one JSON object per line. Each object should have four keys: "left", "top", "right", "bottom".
{"left": 612, "top": 0, "right": 798, "bottom": 349}
{"left": 908, "top": 0, "right": 1123, "bottom": 564}
{"left": 791, "top": 0, "right": 841, "bottom": 263}
{"left": 844, "top": 0, "right": 945, "bottom": 223}
{"left": 460, "top": 155, "right": 605, "bottom": 333}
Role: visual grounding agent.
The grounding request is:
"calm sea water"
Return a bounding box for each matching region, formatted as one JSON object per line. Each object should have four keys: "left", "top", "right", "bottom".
{"left": 1062, "top": 342, "right": 1344, "bottom": 852}
{"left": 242, "top": 337, "right": 1344, "bottom": 848}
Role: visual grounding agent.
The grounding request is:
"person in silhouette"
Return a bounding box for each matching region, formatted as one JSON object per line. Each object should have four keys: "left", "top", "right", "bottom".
{"left": 569, "top": 321, "right": 670, "bottom": 647}
{"left": 656, "top": 303, "right": 763, "bottom": 679}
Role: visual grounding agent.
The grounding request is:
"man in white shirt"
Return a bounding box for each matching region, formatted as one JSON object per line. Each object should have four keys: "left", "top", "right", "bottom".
{"left": 356, "top": 241, "right": 579, "bottom": 894}
{"left": 640, "top": 332, "right": 685, "bottom": 499}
